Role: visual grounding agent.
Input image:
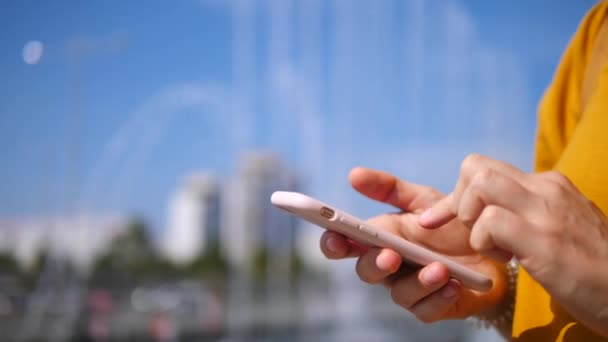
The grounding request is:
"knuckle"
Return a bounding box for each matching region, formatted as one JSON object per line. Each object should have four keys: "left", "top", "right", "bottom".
{"left": 472, "top": 168, "right": 495, "bottom": 187}
{"left": 481, "top": 205, "right": 501, "bottom": 221}
{"left": 458, "top": 206, "right": 476, "bottom": 228}
{"left": 468, "top": 170, "right": 496, "bottom": 201}
{"left": 457, "top": 174, "right": 495, "bottom": 227}
{"left": 542, "top": 171, "right": 572, "bottom": 187}
{"left": 469, "top": 206, "right": 499, "bottom": 252}
{"left": 531, "top": 213, "right": 561, "bottom": 245}
{"left": 390, "top": 285, "right": 414, "bottom": 309}
{"left": 461, "top": 153, "right": 484, "bottom": 175}
{"left": 542, "top": 216, "right": 565, "bottom": 238}
{"left": 543, "top": 182, "right": 568, "bottom": 203}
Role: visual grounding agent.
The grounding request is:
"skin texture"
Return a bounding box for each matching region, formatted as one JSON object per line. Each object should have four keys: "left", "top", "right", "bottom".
{"left": 319, "top": 165, "right": 510, "bottom": 325}
{"left": 418, "top": 154, "right": 608, "bottom": 337}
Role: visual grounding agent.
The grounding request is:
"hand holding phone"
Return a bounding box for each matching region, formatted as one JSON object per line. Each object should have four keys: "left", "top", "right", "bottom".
{"left": 271, "top": 191, "right": 493, "bottom": 292}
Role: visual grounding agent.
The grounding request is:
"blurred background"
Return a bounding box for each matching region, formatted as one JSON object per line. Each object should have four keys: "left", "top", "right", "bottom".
{"left": 0, "top": 0, "right": 596, "bottom": 341}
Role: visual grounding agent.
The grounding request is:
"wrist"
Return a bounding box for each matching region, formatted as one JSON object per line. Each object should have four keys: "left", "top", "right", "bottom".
{"left": 468, "top": 259, "right": 518, "bottom": 329}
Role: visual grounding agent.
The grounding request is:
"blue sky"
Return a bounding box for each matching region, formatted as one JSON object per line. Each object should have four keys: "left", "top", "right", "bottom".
{"left": 0, "top": 0, "right": 595, "bottom": 233}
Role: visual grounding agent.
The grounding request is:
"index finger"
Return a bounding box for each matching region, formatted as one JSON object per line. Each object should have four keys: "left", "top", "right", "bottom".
{"left": 418, "top": 193, "right": 455, "bottom": 228}
{"left": 418, "top": 154, "right": 529, "bottom": 228}
{"left": 349, "top": 167, "right": 443, "bottom": 213}
{"left": 420, "top": 167, "right": 535, "bottom": 229}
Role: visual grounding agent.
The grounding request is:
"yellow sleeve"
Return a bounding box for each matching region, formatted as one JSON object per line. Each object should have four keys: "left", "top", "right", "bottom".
{"left": 534, "top": 0, "right": 608, "bottom": 172}
{"left": 513, "top": 1, "right": 608, "bottom": 341}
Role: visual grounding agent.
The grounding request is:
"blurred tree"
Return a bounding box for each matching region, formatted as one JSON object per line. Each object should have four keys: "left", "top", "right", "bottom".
{"left": 0, "top": 253, "right": 30, "bottom": 292}
{"left": 185, "top": 240, "right": 228, "bottom": 292}
{"left": 252, "top": 247, "right": 269, "bottom": 280}
{"left": 0, "top": 253, "right": 20, "bottom": 275}
{"left": 290, "top": 250, "right": 303, "bottom": 280}
{"left": 30, "top": 248, "right": 49, "bottom": 275}
{"left": 186, "top": 240, "right": 228, "bottom": 277}
{"left": 89, "top": 217, "right": 178, "bottom": 286}
{"left": 251, "top": 247, "right": 308, "bottom": 281}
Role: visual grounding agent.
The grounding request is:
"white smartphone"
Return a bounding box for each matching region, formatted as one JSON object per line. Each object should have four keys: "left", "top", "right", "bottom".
{"left": 271, "top": 191, "right": 493, "bottom": 292}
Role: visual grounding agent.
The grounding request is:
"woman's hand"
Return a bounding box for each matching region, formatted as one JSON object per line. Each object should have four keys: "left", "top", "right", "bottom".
{"left": 419, "top": 154, "right": 608, "bottom": 336}
{"left": 320, "top": 167, "right": 510, "bottom": 323}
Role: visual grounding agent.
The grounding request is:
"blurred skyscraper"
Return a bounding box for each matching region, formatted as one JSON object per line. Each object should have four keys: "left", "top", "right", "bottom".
{"left": 221, "top": 151, "right": 298, "bottom": 271}
{"left": 163, "top": 173, "right": 221, "bottom": 265}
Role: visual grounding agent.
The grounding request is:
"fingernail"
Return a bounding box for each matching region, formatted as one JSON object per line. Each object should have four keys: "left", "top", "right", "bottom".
{"left": 326, "top": 236, "right": 341, "bottom": 254}
{"left": 419, "top": 208, "right": 432, "bottom": 223}
{"left": 421, "top": 263, "right": 443, "bottom": 286}
{"left": 441, "top": 280, "right": 459, "bottom": 299}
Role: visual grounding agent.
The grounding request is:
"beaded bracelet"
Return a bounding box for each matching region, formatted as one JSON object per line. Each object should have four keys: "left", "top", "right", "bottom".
{"left": 467, "top": 259, "right": 518, "bottom": 330}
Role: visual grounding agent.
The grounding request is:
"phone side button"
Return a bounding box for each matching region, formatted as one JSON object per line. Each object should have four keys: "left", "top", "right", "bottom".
{"left": 339, "top": 215, "right": 359, "bottom": 229}
{"left": 358, "top": 224, "right": 378, "bottom": 238}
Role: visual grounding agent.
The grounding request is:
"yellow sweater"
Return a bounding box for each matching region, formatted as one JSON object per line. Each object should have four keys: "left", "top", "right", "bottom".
{"left": 512, "top": 1, "right": 608, "bottom": 341}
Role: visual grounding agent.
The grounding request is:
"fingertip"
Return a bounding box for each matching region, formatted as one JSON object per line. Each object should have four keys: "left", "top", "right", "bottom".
{"left": 420, "top": 262, "right": 450, "bottom": 287}
{"left": 326, "top": 236, "right": 343, "bottom": 254}
{"left": 349, "top": 166, "right": 368, "bottom": 179}
{"left": 321, "top": 230, "right": 342, "bottom": 241}
{"left": 418, "top": 208, "right": 435, "bottom": 227}
{"left": 320, "top": 231, "right": 349, "bottom": 258}
{"left": 417, "top": 194, "right": 455, "bottom": 228}
{"left": 375, "top": 249, "right": 402, "bottom": 273}
{"left": 348, "top": 166, "right": 372, "bottom": 188}
{"left": 440, "top": 279, "right": 462, "bottom": 299}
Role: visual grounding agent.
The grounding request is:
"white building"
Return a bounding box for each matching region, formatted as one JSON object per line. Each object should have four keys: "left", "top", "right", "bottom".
{"left": 221, "top": 152, "right": 298, "bottom": 270}
{"left": 0, "top": 215, "right": 127, "bottom": 272}
{"left": 163, "top": 173, "right": 221, "bottom": 265}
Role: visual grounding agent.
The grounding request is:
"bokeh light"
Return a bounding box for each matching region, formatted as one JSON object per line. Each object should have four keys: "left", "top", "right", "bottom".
{"left": 22, "top": 40, "right": 44, "bottom": 65}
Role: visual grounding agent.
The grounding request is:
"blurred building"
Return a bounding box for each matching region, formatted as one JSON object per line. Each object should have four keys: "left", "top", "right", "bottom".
{"left": 221, "top": 152, "right": 298, "bottom": 271}
{"left": 163, "top": 173, "right": 221, "bottom": 265}
{"left": 0, "top": 215, "right": 127, "bottom": 272}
